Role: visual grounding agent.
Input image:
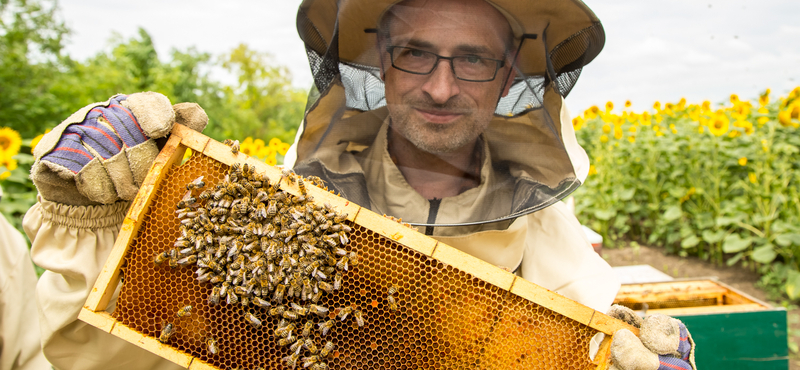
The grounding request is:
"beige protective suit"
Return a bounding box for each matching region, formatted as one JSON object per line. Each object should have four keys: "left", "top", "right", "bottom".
{"left": 0, "top": 212, "right": 50, "bottom": 370}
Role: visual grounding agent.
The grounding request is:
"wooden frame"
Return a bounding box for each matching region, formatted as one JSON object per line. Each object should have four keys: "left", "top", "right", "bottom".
{"left": 80, "top": 124, "right": 637, "bottom": 369}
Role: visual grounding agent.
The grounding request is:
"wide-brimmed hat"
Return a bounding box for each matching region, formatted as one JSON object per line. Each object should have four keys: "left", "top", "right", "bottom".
{"left": 298, "top": 0, "right": 604, "bottom": 90}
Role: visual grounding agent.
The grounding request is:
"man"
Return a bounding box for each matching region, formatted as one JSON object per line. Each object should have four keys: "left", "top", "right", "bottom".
{"left": 26, "top": 0, "right": 694, "bottom": 369}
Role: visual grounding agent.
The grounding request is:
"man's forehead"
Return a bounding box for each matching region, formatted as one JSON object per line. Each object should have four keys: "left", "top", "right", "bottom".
{"left": 384, "top": 0, "right": 512, "bottom": 51}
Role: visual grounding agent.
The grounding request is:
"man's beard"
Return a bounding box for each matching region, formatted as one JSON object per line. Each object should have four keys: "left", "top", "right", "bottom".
{"left": 388, "top": 96, "right": 492, "bottom": 154}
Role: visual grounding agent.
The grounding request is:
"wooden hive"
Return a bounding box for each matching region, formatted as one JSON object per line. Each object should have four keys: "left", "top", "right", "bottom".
{"left": 614, "top": 279, "right": 788, "bottom": 369}
{"left": 79, "top": 124, "right": 636, "bottom": 370}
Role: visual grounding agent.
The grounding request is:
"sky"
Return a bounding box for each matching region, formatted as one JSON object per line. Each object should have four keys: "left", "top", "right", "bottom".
{"left": 58, "top": 0, "right": 800, "bottom": 114}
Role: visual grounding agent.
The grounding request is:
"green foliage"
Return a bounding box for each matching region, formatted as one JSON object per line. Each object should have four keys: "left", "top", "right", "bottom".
{"left": 0, "top": 0, "right": 70, "bottom": 138}
{"left": 0, "top": 1, "right": 309, "bottom": 241}
{"left": 573, "top": 91, "right": 800, "bottom": 302}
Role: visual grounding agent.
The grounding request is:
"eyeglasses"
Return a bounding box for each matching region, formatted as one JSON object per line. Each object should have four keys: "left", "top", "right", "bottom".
{"left": 386, "top": 46, "right": 505, "bottom": 82}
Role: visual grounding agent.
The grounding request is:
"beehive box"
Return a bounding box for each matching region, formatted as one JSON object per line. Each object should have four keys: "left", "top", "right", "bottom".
{"left": 615, "top": 279, "right": 788, "bottom": 370}
{"left": 79, "top": 124, "right": 636, "bottom": 370}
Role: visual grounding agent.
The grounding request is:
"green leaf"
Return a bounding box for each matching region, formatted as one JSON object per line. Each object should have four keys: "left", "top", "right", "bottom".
{"left": 785, "top": 269, "right": 800, "bottom": 300}
{"left": 776, "top": 233, "right": 800, "bottom": 247}
{"left": 726, "top": 252, "right": 744, "bottom": 266}
{"left": 751, "top": 244, "right": 777, "bottom": 264}
{"left": 681, "top": 235, "right": 700, "bottom": 249}
{"left": 716, "top": 215, "right": 743, "bottom": 227}
{"left": 722, "top": 234, "right": 752, "bottom": 253}
{"left": 701, "top": 229, "right": 725, "bottom": 244}
{"left": 594, "top": 209, "right": 615, "bottom": 221}
{"left": 619, "top": 188, "right": 635, "bottom": 201}
{"left": 663, "top": 206, "right": 682, "bottom": 222}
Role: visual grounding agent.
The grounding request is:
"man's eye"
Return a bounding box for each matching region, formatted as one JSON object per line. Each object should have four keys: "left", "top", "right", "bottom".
{"left": 464, "top": 55, "right": 482, "bottom": 64}
{"left": 408, "top": 49, "right": 425, "bottom": 58}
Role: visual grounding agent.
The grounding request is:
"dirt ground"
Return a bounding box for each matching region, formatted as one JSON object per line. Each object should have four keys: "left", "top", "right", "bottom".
{"left": 602, "top": 244, "right": 798, "bottom": 369}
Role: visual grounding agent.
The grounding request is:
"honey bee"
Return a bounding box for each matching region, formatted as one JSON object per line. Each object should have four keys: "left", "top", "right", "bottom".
{"left": 176, "top": 305, "right": 193, "bottom": 318}
{"left": 266, "top": 200, "right": 278, "bottom": 218}
{"left": 303, "top": 355, "right": 320, "bottom": 368}
{"left": 304, "top": 338, "right": 318, "bottom": 353}
{"left": 317, "top": 280, "right": 334, "bottom": 294}
{"left": 335, "top": 256, "right": 349, "bottom": 271}
{"left": 281, "top": 168, "right": 296, "bottom": 185}
{"left": 387, "top": 295, "right": 398, "bottom": 312}
{"left": 282, "top": 310, "right": 298, "bottom": 320}
{"left": 297, "top": 177, "right": 307, "bottom": 195}
{"left": 319, "top": 341, "right": 334, "bottom": 358}
{"left": 227, "top": 290, "right": 239, "bottom": 305}
{"left": 337, "top": 306, "right": 353, "bottom": 321}
{"left": 186, "top": 175, "right": 205, "bottom": 190}
{"left": 387, "top": 286, "right": 398, "bottom": 295}
{"left": 301, "top": 321, "right": 314, "bottom": 338}
{"left": 283, "top": 353, "right": 300, "bottom": 368}
{"left": 198, "top": 189, "right": 213, "bottom": 201}
{"left": 209, "top": 286, "right": 220, "bottom": 306}
{"left": 353, "top": 309, "right": 365, "bottom": 327}
{"left": 177, "top": 190, "right": 197, "bottom": 208}
{"left": 307, "top": 176, "right": 325, "bottom": 188}
{"left": 206, "top": 337, "right": 219, "bottom": 355}
{"left": 338, "top": 231, "right": 350, "bottom": 246}
{"left": 278, "top": 336, "right": 298, "bottom": 347}
{"left": 311, "top": 362, "right": 329, "bottom": 370}
{"left": 290, "top": 338, "right": 304, "bottom": 353}
{"left": 244, "top": 312, "right": 262, "bottom": 328}
{"left": 318, "top": 320, "right": 335, "bottom": 336}
{"left": 273, "top": 283, "right": 286, "bottom": 303}
{"left": 290, "top": 302, "right": 309, "bottom": 316}
{"left": 158, "top": 322, "right": 174, "bottom": 343}
{"left": 333, "top": 272, "right": 343, "bottom": 290}
{"left": 154, "top": 251, "right": 169, "bottom": 265}
{"left": 269, "top": 305, "right": 286, "bottom": 317}
{"left": 224, "top": 139, "right": 240, "bottom": 154}
{"left": 177, "top": 255, "right": 197, "bottom": 266}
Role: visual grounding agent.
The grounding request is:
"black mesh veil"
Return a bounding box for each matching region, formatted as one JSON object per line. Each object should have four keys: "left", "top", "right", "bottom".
{"left": 292, "top": 0, "right": 605, "bottom": 228}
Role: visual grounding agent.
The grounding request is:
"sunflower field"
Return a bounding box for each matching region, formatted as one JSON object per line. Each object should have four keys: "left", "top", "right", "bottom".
{"left": 572, "top": 87, "right": 800, "bottom": 301}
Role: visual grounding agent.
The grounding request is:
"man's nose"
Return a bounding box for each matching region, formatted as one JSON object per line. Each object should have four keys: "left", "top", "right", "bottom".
{"left": 420, "top": 59, "right": 460, "bottom": 104}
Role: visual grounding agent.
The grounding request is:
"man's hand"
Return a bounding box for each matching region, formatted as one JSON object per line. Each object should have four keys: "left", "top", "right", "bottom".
{"left": 31, "top": 92, "right": 208, "bottom": 206}
{"left": 608, "top": 304, "right": 696, "bottom": 370}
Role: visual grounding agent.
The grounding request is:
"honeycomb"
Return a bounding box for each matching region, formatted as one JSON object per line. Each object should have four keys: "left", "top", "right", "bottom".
{"left": 111, "top": 151, "right": 606, "bottom": 370}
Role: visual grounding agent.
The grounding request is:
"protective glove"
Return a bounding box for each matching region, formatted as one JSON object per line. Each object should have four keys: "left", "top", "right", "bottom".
{"left": 607, "top": 304, "right": 696, "bottom": 370}
{"left": 31, "top": 92, "right": 208, "bottom": 206}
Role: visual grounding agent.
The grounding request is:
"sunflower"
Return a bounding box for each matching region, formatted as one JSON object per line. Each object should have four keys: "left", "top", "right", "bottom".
{"left": 605, "top": 101, "right": 614, "bottom": 112}
{"left": 240, "top": 137, "right": 256, "bottom": 156}
{"left": 269, "top": 137, "right": 283, "bottom": 148}
{"left": 277, "top": 142, "right": 291, "bottom": 156}
{"left": 572, "top": 116, "right": 584, "bottom": 131}
{"left": 600, "top": 134, "right": 609, "bottom": 143}
{"left": 614, "top": 127, "right": 623, "bottom": 140}
{"left": 624, "top": 100, "right": 632, "bottom": 108}
{"left": 738, "top": 157, "right": 747, "bottom": 166}
{"left": 749, "top": 173, "right": 757, "bottom": 184}
{"left": 708, "top": 114, "right": 730, "bottom": 137}
{"left": 0, "top": 127, "right": 22, "bottom": 158}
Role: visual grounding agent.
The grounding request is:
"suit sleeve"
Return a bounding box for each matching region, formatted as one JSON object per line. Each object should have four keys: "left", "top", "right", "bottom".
{"left": 23, "top": 197, "right": 184, "bottom": 370}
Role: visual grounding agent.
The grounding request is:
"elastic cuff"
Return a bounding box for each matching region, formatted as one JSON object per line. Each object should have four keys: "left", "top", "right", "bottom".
{"left": 37, "top": 195, "right": 130, "bottom": 229}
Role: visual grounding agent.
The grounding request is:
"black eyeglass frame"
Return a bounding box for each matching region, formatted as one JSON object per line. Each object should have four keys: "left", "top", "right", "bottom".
{"left": 385, "top": 46, "right": 506, "bottom": 82}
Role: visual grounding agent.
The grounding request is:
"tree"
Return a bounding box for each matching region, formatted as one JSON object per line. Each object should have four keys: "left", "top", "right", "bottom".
{"left": 0, "top": 0, "right": 70, "bottom": 138}
{"left": 213, "top": 44, "right": 306, "bottom": 143}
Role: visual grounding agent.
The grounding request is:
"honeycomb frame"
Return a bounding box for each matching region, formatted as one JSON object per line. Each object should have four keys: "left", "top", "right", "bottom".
{"left": 79, "top": 123, "right": 637, "bottom": 370}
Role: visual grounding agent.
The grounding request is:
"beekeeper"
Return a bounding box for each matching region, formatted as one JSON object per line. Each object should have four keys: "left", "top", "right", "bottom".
{"left": 24, "top": 0, "right": 694, "bottom": 369}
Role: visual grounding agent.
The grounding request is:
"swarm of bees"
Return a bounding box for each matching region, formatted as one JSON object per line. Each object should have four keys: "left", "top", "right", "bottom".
{"left": 158, "top": 162, "right": 362, "bottom": 370}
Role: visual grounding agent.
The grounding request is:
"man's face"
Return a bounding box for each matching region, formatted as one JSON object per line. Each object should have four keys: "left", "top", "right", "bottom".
{"left": 381, "top": 0, "right": 514, "bottom": 155}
